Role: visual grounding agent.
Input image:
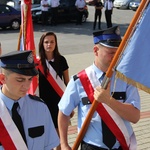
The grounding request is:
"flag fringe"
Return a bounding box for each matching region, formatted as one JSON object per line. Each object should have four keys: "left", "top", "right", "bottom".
{"left": 116, "top": 71, "right": 150, "bottom": 94}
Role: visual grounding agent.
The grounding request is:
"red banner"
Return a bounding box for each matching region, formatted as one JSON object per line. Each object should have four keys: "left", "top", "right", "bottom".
{"left": 18, "top": 0, "right": 38, "bottom": 95}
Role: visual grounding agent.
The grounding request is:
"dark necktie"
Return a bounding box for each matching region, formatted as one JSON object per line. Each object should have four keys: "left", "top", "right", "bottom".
{"left": 101, "top": 73, "right": 116, "bottom": 148}
{"left": 101, "top": 120, "right": 116, "bottom": 148}
{"left": 12, "top": 102, "right": 27, "bottom": 145}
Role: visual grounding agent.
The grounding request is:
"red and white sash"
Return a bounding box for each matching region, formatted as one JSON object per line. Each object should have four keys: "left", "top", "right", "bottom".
{"left": 38, "top": 59, "right": 66, "bottom": 97}
{"left": 78, "top": 66, "right": 137, "bottom": 150}
{"left": 0, "top": 99, "right": 28, "bottom": 150}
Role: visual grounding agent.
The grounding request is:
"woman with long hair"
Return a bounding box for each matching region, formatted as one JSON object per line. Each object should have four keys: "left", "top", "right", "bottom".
{"left": 38, "top": 32, "right": 69, "bottom": 150}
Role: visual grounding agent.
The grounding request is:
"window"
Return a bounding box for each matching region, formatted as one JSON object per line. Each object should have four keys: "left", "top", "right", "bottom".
{"left": 32, "top": 0, "right": 41, "bottom": 4}
{"left": 0, "top": 6, "right": 11, "bottom": 14}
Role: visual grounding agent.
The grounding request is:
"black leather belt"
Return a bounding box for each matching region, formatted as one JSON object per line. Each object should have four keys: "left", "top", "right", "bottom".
{"left": 81, "top": 141, "right": 122, "bottom": 150}
{"left": 0, "top": 143, "right": 1, "bottom": 146}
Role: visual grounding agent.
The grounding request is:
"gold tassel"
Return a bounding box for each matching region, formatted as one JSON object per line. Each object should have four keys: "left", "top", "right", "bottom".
{"left": 116, "top": 71, "right": 150, "bottom": 94}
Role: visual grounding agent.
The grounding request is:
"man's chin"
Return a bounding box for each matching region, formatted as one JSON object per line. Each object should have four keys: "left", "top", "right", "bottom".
{"left": 20, "top": 92, "right": 27, "bottom": 97}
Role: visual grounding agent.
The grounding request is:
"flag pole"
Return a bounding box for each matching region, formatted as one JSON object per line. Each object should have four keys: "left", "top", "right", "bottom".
{"left": 106, "top": 0, "right": 149, "bottom": 79}
{"left": 17, "top": 26, "right": 22, "bottom": 50}
{"left": 17, "top": 0, "right": 38, "bottom": 95}
{"left": 23, "top": 4, "right": 28, "bottom": 49}
{"left": 72, "top": 1, "right": 149, "bottom": 150}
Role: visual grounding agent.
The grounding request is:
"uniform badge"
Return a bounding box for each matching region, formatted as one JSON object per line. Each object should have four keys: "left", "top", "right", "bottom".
{"left": 115, "top": 26, "right": 120, "bottom": 35}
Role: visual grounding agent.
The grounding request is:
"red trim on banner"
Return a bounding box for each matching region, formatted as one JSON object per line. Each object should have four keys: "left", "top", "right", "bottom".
{"left": 78, "top": 70, "right": 129, "bottom": 150}
{"left": 0, "top": 119, "right": 17, "bottom": 150}
{"left": 19, "top": 0, "right": 38, "bottom": 95}
{"left": 38, "top": 65, "right": 63, "bottom": 97}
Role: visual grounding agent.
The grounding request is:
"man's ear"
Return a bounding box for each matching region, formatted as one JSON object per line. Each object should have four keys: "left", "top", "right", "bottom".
{"left": 93, "top": 45, "right": 99, "bottom": 56}
{"left": 0, "top": 74, "right": 5, "bottom": 84}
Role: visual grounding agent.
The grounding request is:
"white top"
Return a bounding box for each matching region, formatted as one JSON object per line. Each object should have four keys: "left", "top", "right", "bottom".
{"left": 50, "top": 0, "right": 60, "bottom": 8}
{"left": 75, "top": 0, "right": 86, "bottom": 9}
{"left": 104, "top": 0, "right": 113, "bottom": 10}
{"left": 41, "top": 0, "right": 49, "bottom": 11}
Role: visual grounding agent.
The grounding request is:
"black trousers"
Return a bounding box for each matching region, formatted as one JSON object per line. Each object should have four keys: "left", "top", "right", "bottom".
{"left": 105, "top": 10, "right": 112, "bottom": 28}
{"left": 51, "top": 7, "right": 58, "bottom": 25}
{"left": 93, "top": 11, "right": 102, "bottom": 30}
{"left": 81, "top": 141, "right": 122, "bottom": 150}
{"left": 76, "top": 9, "right": 84, "bottom": 25}
{"left": 41, "top": 11, "right": 49, "bottom": 26}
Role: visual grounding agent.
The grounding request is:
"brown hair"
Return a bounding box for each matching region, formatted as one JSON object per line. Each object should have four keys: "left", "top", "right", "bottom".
{"left": 38, "top": 32, "right": 61, "bottom": 77}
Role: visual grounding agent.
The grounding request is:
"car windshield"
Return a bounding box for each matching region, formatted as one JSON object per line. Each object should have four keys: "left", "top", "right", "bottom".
{"left": 0, "top": 6, "right": 11, "bottom": 14}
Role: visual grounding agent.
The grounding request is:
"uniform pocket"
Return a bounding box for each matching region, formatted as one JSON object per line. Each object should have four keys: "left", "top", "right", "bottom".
{"left": 82, "top": 97, "right": 91, "bottom": 105}
{"left": 111, "top": 92, "right": 126, "bottom": 100}
{"left": 28, "top": 126, "right": 44, "bottom": 138}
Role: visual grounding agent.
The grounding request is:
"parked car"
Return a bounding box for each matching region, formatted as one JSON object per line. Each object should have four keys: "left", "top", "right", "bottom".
{"left": 0, "top": 4, "right": 21, "bottom": 30}
{"left": 31, "top": 0, "right": 89, "bottom": 24}
{"left": 6, "top": 0, "right": 21, "bottom": 11}
{"left": 114, "top": 0, "right": 132, "bottom": 9}
{"left": 7, "top": 0, "right": 42, "bottom": 10}
{"left": 129, "top": 0, "right": 141, "bottom": 11}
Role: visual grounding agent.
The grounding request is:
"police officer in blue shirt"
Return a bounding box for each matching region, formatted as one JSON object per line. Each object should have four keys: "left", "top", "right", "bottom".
{"left": 0, "top": 50, "right": 59, "bottom": 150}
{"left": 58, "top": 26, "right": 140, "bottom": 150}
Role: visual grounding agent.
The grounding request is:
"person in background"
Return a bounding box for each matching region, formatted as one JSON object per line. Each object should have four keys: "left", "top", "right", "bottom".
{"left": 41, "top": 0, "right": 49, "bottom": 31}
{"left": 58, "top": 26, "right": 140, "bottom": 150}
{"left": 0, "top": 42, "right": 2, "bottom": 56}
{"left": 0, "top": 42, "right": 2, "bottom": 85}
{"left": 38, "top": 32, "right": 69, "bottom": 150}
{"left": 16, "top": 0, "right": 21, "bottom": 11}
{"left": 50, "top": 0, "right": 60, "bottom": 26}
{"left": 0, "top": 50, "right": 59, "bottom": 150}
{"left": 104, "top": 0, "right": 113, "bottom": 28}
{"left": 75, "top": 0, "right": 86, "bottom": 25}
{"left": 93, "top": 0, "right": 103, "bottom": 30}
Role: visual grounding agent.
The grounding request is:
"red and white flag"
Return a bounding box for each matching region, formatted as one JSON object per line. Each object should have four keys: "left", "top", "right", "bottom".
{"left": 18, "top": 0, "right": 39, "bottom": 95}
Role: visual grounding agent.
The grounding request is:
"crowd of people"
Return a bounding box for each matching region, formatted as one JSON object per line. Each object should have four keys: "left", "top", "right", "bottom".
{"left": 40, "top": 0, "right": 114, "bottom": 30}
{"left": 0, "top": 24, "right": 141, "bottom": 150}
{"left": 0, "top": 1, "right": 141, "bottom": 149}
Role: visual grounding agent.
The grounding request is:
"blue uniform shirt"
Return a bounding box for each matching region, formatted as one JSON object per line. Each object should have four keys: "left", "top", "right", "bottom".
{"left": 0, "top": 90, "right": 60, "bottom": 150}
{"left": 58, "top": 63, "right": 140, "bottom": 149}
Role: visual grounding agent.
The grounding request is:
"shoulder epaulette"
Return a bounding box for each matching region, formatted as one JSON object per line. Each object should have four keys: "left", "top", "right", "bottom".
{"left": 29, "top": 94, "right": 45, "bottom": 103}
{"left": 73, "top": 74, "right": 79, "bottom": 81}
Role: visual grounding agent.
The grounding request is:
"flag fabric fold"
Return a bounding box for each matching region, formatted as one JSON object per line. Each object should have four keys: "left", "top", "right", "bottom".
{"left": 116, "top": 3, "right": 150, "bottom": 94}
